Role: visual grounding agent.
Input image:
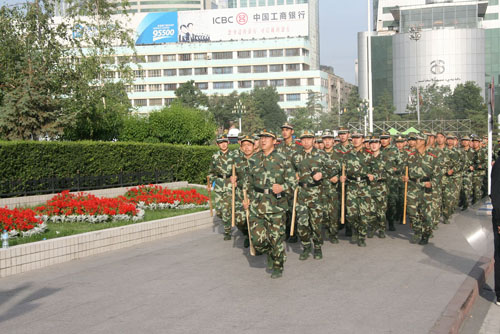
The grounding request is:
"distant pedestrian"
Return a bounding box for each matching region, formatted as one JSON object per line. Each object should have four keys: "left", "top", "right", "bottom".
{"left": 491, "top": 155, "right": 500, "bottom": 306}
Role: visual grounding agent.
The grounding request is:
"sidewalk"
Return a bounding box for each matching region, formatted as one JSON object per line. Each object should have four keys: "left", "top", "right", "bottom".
{"left": 0, "top": 204, "right": 493, "bottom": 334}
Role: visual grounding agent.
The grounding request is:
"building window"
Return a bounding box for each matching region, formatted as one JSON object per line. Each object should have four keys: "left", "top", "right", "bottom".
{"left": 286, "top": 94, "right": 301, "bottom": 101}
{"left": 164, "top": 83, "right": 177, "bottom": 91}
{"left": 149, "top": 84, "right": 162, "bottom": 92}
{"left": 270, "top": 49, "right": 283, "bottom": 57}
{"left": 253, "top": 50, "right": 267, "bottom": 58}
{"left": 213, "top": 66, "right": 233, "bottom": 74}
{"left": 212, "top": 51, "right": 233, "bottom": 59}
{"left": 125, "top": 85, "right": 133, "bottom": 93}
{"left": 303, "top": 63, "right": 310, "bottom": 70}
{"left": 164, "top": 98, "right": 174, "bottom": 106}
{"left": 134, "top": 84, "right": 146, "bottom": 92}
{"left": 163, "top": 54, "right": 176, "bottom": 62}
{"left": 164, "top": 69, "right": 177, "bottom": 76}
{"left": 237, "top": 51, "right": 251, "bottom": 58}
{"left": 270, "top": 79, "right": 284, "bottom": 87}
{"left": 213, "top": 81, "right": 234, "bottom": 89}
{"left": 117, "top": 56, "right": 129, "bottom": 64}
{"left": 279, "top": 94, "right": 284, "bottom": 102}
{"left": 485, "top": 13, "right": 499, "bottom": 20}
{"left": 147, "top": 55, "right": 161, "bottom": 62}
{"left": 179, "top": 53, "right": 191, "bottom": 61}
{"left": 102, "top": 57, "right": 115, "bottom": 64}
{"left": 148, "top": 69, "right": 162, "bottom": 77}
{"left": 134, "top": 70, "right": 145, "bottom": 78}
{"left": 149, "top": 98, "right": 163, "bottom": 106}
{"left": 286, "top": 78, "right": 301, "bottom": 86}
{"left": 286, "top": 64, "right": 300, "bottom": 71}
{"left": 254, "top": 80, "right": 268, "bottom": 87}
{"left": 179, "top": 68, "right": 193, "bottom": 76}
{"left": 270, "top": 64, "right": 283, "bottom": 72}
{"left": 195, "top": 82, "right": 208, "bottom": 90}
{"left": 302, "top": 48, "right": 309, "bottom": 57}
{"left": 104, "top": 71, "right": 115, "bottom": 79}
{"left": 134, "top": 99, "right": 147, "bottom": 107}
{"left": 285, "top": 48, "right": 300, "bottom": 57}
{"left": 308, "top": 78, "right": 315, "bottom": 86}
{"left": 195, "top": 67, "right": 208, "bottom": 75}
{"left": 132, "top": 55, "right": 146, "bottom": 63}
{"left": 238, "top": 66, "right": 251, "bottom": 73}
{"left": 238, "top": 81, "right": 252, "bottom": 88}
{"left": 194, "top": 53, "right": 207, "bottom": 60}
{"left": 253, "top": 65, "right": 268, "bottom": 73}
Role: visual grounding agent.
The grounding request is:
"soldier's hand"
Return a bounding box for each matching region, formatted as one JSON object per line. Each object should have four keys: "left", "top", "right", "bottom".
{"left": 243, "top": 199, "right": 249, "bottom": 210}
{"left": 424, "top": 182, "right": 431, "bottom": 188}
{"left": 312, "top": 172, "right": 322, "bottom": 181}
{"left": 230, "top": 175, "right": 237, "bottom": 185}
{"left": 447, "top": 170, "right": 454, "bottom": 176}
{"left": 340, "top": 176, "right": 346, "bottom": 183}
{"left": 470, "top": 166, "right": 474, "bottom": 171}
{"left": 330, "top": 176, "right": 339, "bottom": 184}
{"left": 272, "top": 184, "right": 283, "bottom": 194}
{"left": 368, "top": 174, "right": 374, "bottom": 182}
{"left": 402, "top": 176, "right": 409, "bottom": 182}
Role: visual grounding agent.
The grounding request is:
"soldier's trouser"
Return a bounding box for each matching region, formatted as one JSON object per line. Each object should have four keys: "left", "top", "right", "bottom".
{"left": 442, "top": 176, "right": 460, "bottom": 219}
{"left": 324, "top": 191, "right": 339, "bottom": 237}
{"left": 249, "top": 212, "right": 286, "bottom": 270}
{"left": 407, "top": 184, "right": 433, "bottom": 236}
{"left": 473, "top": 172, "right": 486, "bottom": 202}
{"left": 460, "top": 172, "right": 473, "bottom": 206}
{"left": 234, "top": 196, "right": 249, "bottom": 238}
{"left": 346, "top": 183, "right": 370, "bottom": 240}
{"left": 297, "top": 196, "right": 324, "bottom": 250}
{"left": 386, "top": 180, "right": 400, "bottom": 224}
{"left": 285, "top": 196, "right": 293, "bottom": 238}
{"left": 431, "top": 178, "right": 443, "bottom": 227}
{"left": 214, "top": 190, "right": 232, "bottom": 235}
{"left": 369, "top": 184, "right": 387, "bottom": 233}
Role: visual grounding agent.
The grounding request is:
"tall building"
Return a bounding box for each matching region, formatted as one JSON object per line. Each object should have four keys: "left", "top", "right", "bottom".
{"left": 358, "top": 0, "right": 499, "bottom": 114}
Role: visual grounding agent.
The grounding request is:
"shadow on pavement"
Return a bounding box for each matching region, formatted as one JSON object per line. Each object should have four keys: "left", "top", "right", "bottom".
{"left": 421, "top": 242, "right": 483, "bottom": 276}
{"left": 0, "top": 286, "right": 61, "bottom": 323}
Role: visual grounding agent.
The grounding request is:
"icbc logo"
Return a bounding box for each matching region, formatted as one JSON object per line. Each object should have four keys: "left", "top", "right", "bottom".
{"left": 236, "top": 13, "right": 248, "bottom": 25}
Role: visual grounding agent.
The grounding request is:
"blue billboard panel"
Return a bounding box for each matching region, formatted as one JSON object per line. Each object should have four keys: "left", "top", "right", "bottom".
{"left": 136, "top": 12, "right": 178, "bottom": 45}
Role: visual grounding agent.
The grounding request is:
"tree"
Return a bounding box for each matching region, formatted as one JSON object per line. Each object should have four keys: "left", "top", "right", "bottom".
{"left": 119, "top": 114, "right": 152, "bottom": 142}
{"left": 175, "top": 80, "right": 208, "bottom": 108}
{"left": 251, "top": 86, "right": 286, "bottom": 133}
{"left": 406, "top": 83, "right": 453, "bottom": 120}
{"left": 373, "top": 90, "right": 399, "bottom": 122}
{"left": 207, "top": 92, "right": 239, "bottom": 130}
{"left": 290, "top": 108, "right": 314, "bottom": 133}
{"left": 447, "top": 82, "right": 485, "bottom": 119}
{"left": 339, "top": 87, "right": 364, "bottom": 126}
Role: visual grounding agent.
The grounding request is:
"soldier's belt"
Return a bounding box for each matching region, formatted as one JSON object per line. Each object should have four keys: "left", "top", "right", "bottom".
{"left": 217, "top": 174, "right": 231, "bottom": 179}
{"left": 409, "top": 177, "right": 430, "bottom": 183}
{"left": 254, "top": 186, "right": 275, "bottom": 195}
{"left": 298, "top": 181, "right": 321, "bottom": 188}
{"left": 347, "top": 176, "right": 369, "bottom": 182}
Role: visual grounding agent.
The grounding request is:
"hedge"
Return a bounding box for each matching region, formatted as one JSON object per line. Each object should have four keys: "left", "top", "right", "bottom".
{"left": 0, "top": 141, "right": 221, "bottom": 196}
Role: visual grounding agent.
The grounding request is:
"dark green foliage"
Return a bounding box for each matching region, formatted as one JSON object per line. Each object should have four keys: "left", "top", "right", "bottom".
{"left": 175, "top": 80, "right": 208, "bottom": 108}
{"left": 0, "top": 141, "right": 219, "bottom": 194}
{"left": 252, "top": 86, "right": 286, "bottom": 133}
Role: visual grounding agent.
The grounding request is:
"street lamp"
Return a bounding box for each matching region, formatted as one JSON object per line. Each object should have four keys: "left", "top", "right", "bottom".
{"left": 232, "top": 99, "right": 246, "bottom": 133}
{"left": 357, "top": 100, "right": 369, "bottom": 135}
{"left": 409, "top": 26, "right": 422, "bottom": 124}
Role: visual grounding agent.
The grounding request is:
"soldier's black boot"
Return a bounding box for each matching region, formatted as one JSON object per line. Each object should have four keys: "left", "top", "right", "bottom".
{"left": 313, "top": 248, "right": 323, "bottom": 260}
{"left": 388, "top": 222, "right": 396, "bottom": 231}
{"left": 288, "top": 235, "right": 298, "bottom": 243}
{"left": 410, "top": 234, "right": 421, "bottom": 244}
{"left": 243, "top": 237, "right": 250, "bottom": 248}
{"left": 267, "top": 254, "right": 273, "bottom": 270}
{"left": 299, "top": 246, "right": 312, "bottom": 260}
{"left": 367, "top": 229, "right": 374, "bottom": 238}
{"left": 345, "top": 224, "right": 352, "bottom": 237}
{"left": 378, "top": 230, "right": 386, "bottom": 238}
{"left": 418, "top": 234, "right": 430, "bottom": 245}
{"left": 223, "top": 233, "right": 231, "bottom": 241}
{"left": 330, "top": 235, "right": 339, "bottom": 244}
{"left": 357, "top": 239, "right": 366, "bottom": 247}
{"left": 271, "top": 267, "right": 283, "bottom": 279}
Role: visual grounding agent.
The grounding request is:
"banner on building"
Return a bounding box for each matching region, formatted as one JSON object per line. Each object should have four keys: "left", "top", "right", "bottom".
{"left": 136, "top": 12, "right": 178, "bottom": 45}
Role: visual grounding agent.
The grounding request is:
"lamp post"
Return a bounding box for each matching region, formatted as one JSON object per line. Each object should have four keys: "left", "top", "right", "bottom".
{"left": 358, "top": 100, "right": 369, "bottom": 136}
{"left": 409, "top": 26, "right": 422, "bottom": 124}
{"left": 232, "top": 99, "right": 246, "bottom": 133}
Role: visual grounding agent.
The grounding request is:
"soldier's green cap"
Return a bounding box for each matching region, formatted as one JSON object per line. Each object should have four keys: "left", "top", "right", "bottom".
{"left": 461, "top": 135, "right": 471, "bottom": 141}
{"left": 259, "top": 129, "right": 276, "bottom": 139}
{"left": 471, "top": 134, "right": 481, "bottom": 142}
{"left": 334, "top": 137, "right": 341, "bottom": 142}
{"left": 423, "top": 130, "right": 435, "bottom": 137}
{"left": 299, "top": 130, "right": 315, "bottom": 139}
{"left": 280, "top": 122, "right": 294, "bottom": 130}
{"left": 380, "top": 131, "right": 391, "bottom": 139}
{"left": 446, "top": 133, "right": 457, "bottom": 139}
{"left": 216, "top": 134, "right": 229, "bottom": 143}
{"left": 240, "top": 135, "right": 255, "bottom": 144}
{"left": 395, "top": 135, "right": 406, "bottom": 142}
{"left": 252, "top": 133, "right": 260, "bottom": 140}
{"left": 415, "top": 133, "right": 426, "bottom": 140}
{"left": 322, "top": 130, "right": 335, "bottom": 138}
{"left": 351, "top": 131, "right": 364, "bottom": 138}
{"left": 369, "top": 135, "right": 380, "bottom": 143}
{"left": 338, "top": 127, "right": 349, "bottom": 134}
{"left": 407, "top": 133, "right": 417, "bottom": 140}
{"left": 316, "top": 138, "right": 323, "bottom": 143}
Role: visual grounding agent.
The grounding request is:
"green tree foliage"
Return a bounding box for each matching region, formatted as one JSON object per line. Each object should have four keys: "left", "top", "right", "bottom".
{"left": 207, "top": 92, "right": 239, "bottom": 130}
{"left": 373, "top": 90, "right": 399, "bottom": 122}
{"left": 447, "top": 82, "right": 485, "bottom": 119}
{"left": 339, "top": 87, "right": 364, "bottom": 126}
{"left": 251, "top": 86, "right": 286, "bottom": 133}
{"left": 175, "top": 80, "right": 208, "bottom": 108}
{"left": 119, "top": 115, "right": 151, "bottom": 143}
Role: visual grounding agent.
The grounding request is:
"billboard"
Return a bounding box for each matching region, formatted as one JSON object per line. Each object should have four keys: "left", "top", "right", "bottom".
{"left": 136, "top": 12, "right": 178, "bottom": 45}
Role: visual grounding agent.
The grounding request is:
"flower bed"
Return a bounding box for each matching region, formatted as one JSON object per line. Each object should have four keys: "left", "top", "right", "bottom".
{"left": 0, "top": 207, "right": 46, "bottom": 238}
{"left": 125, "top": 185, "right": 209, "bottom": 210}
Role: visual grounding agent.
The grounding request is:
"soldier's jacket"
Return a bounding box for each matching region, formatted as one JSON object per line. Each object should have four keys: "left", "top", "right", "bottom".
{"left": 232, "top": 151, "right": 253, "bottom": 199}
{"left": 276, "top": 140, "right": 302, "bottom": 157}
{"left": 381, "top": 145, "right": 400, "bottom": 176}
{"left": 323, "top": 149, "right": 342, "bottom": 192}
{"left": 208, "top": 149, "right": 233, "bottom": 193}
{"left": 368, "top": 151, "right": 394, "bottom": 195}
{"left": 405, "top": 150, "right": 439, "bottom": 191}
{"left": 473, "top": 147, "right": 488, "bottom": 174}
{"left": 342, "top": 147, "right": 371, "bottom": 196}
{"left": 292, "top": 147, "right": 333, "bottom": 201}
{"left": 245, "top": 149, "right": 296, "bottom": 215}
{"left": 462, "top": 148, "right": 475, "bottom": 176}
{"left": 444, "top": 147, "right": 464, "bottom": 177}
{"left": 336, "top": 142, "right": 353, "bottom": 154}
{"left": 432, "top": 146, "right": 449, "bottom": 179}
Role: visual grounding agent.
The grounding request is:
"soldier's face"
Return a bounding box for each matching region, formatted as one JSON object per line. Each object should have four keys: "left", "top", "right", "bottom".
{"left": 318, "top": 143, "right": 324, "bottom": 150}
{"left": 381, "top": 138, "right": 390, "bottom": 147}
{"left": 427, "top": 136, "right": 435, "bottom": 146}
{"left": 473, "top": 141, "right": 480, "bottom": 149}
{"left": 364, "top": 141, "right": 370, "bottom": 149}
{"left": 352, "top": 137, "right": 363, "bottom": 148}
{"left": 416, "top": 139, "right": 426, "bottom": 149}
{"left": 281, "top": 128, "right": 293, "bottom": 140}
{"left": 436, "top": 134, "right": 445, "bottom": 145}
{"left": 461, "top": 140, "right": 469, "bottom": 148}
{"left": 240, "top": 141, "right": 254, "bottom": 156}
{"left": 396, "top": 142, "right": 405, "bottom": 150}
{"left": 302, "top": 137, "right": 314, "bottom": 150}
{"left": 323, "top": 138, "right": 334, "bottom": 149}
{"left": 339, "top": 133, "right": 349, "bottom": 143}
{"left": 260, "top": 136, "right": 275, "bottom": 151}
{"left": 446, "top": 138, "right": 454, "bottom": 146}
{"left": 254, "top": 139, "right": 260, "bottom": 149}
{"left": 408, "top": 139, "right": 416, "bottom": 148}
{"left": 370, "top": 142, "right": 381, "bottom": 152}
{"left": 218, "top": 142, "right": 228, "bottom": 151}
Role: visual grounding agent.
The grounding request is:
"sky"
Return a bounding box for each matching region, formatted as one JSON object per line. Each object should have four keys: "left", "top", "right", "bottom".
{"left": 2, "top": 0, "right": 367, "bottom": 84}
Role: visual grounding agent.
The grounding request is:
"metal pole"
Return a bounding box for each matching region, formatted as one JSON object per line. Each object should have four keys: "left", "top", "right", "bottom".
{"left": 416, "top": 44, "right": 420, "bottom": 124}
{"left": 239, "top": 117, "right": 242, "bottom": 133}
{"left": 367, "top": 0, "right": 373, "bottom": 132}
{"left": 488, "top": 80, "right": 494, "bottom": 194}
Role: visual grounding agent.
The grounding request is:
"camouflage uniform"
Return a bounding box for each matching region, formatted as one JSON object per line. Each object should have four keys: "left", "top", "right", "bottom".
{"left": 335, "top": 128, "right": 354, "bottom": 236}
{"left": 404, "top": 136, "right": 438, "bottom": 244}
{"left": 245, "top": 131, "right": 296, "bottom": 277}
{"left": 208, "top": 135, "right": 233, "bottom": 238}
{"left": 442, "top": 134, "right": 464, "bottom": 222}
{"left": 460, "top": 137, "right": 475, "bottom": 210}
{"left": 322, "top": 131, "right": 342, "bottom": 242}
{"left": 394, "top": 136, "right": 410, "bottom": 224}
{"left": 292, "top": 131, "right": 333, "bottom": 258}
{"left": 380, "top": 133, "right": 401, "bottom": 230}
{"left": 472, "top": 138, "right": 487, "bottom": 203}
{"left": 342, "top": 132, "right": 372, "bottom": 246}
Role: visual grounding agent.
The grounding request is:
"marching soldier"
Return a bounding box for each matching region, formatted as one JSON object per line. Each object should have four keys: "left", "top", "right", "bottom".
{"left": 402, "top": 133, "right": 438, "bottom": 245}
{"left": 243, "top": 130, "right": 296, "bottom": 279}
{"left": 442, "top": 133, "right": 464, "bottom": 223}
{"left": 380, "top": 131, "right": 400, "bottom": 231}
{"left": 472, "top": 135, "right": 487, "bottom": 204}
{"left": 460, "top": 135, "right": 474, "bottom": 210}
{"left": 208, "top": 134, "right": 234, "bottom": 240}
{"left": 253, "top": 134, "right": 261, "bottom": 153}
{"left": 336, "top": 127, "right": 354, "bottom": 237}
{"left": 394, "top": 135, "right": 409, "bottom": 223}
{"left": 340, "top": 131, "right": 372, "bottom": 247}
{"left": 424, "top": 131, "right": 445, "bottom": 229}
{"left": 292, "top": 131, "right": 332, "bottom": 259}
{"left": 322, "top": 130, "right": 342, "bottom": 243}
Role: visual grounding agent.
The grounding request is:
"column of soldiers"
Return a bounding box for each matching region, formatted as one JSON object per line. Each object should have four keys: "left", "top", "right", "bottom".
{"left": 208, "top": 125, "right": 491, "bottom": 279}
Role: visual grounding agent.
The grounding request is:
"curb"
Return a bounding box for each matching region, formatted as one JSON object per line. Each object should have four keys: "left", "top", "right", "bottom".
{"left": 429, "top": 254, "right": 494, "bottom": 334}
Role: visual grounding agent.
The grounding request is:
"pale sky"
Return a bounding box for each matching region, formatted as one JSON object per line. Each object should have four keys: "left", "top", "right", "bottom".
{"left": 2, "top": 0, "right": 366, "bottom": 84}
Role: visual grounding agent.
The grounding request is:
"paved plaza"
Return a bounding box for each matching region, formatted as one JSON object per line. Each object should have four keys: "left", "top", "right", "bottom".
{"left": 0, "top": 204, "right": 495, "bottom": 334}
